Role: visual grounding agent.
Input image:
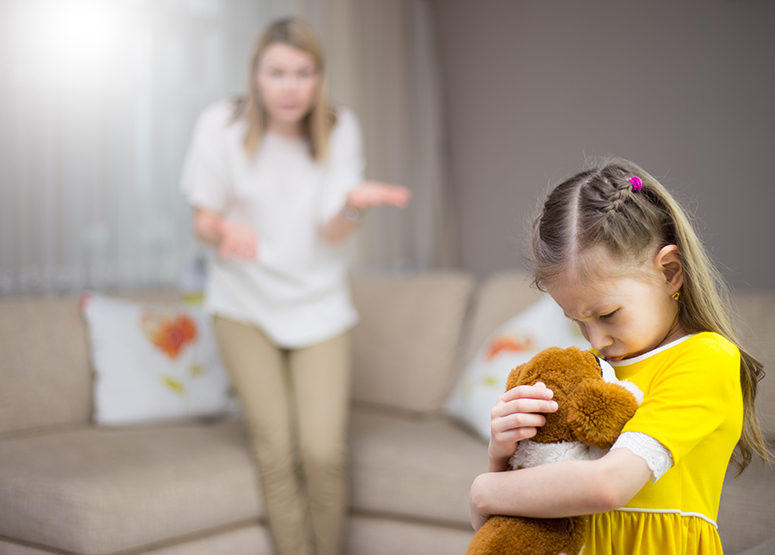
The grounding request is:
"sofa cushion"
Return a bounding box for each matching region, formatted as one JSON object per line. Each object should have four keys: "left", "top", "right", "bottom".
{"left": 456, "top": 271, "right": 543, "bottom": 375}
{"left": 349, "top": 407, "right": 487, "bottom": 526}
{"left": 82, "top": 293, "right": 236, "bottom": 426}
{"left": 0, "top": 542, "right": 53, "bottom": 554}
{"left": 350, "top": 272, "right": 474, "bottom": 413}
{"left": 347, "top": 515, "right": 474, "bottom": 555}
{"left": 143, "top": 524, "right": 272, "bottom": 555}
{"left": 0, "top": 297, "right": 92, "bottom": 435}
{"left": 0, "top": 420, "right": 262, "bottom": 554}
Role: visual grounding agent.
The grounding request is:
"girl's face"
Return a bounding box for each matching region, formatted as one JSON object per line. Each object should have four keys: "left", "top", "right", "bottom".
{"left": 255, "top": 42, "right": 319, "bottom": 135}
{"left": 545, "top": 246, "right": 685, "bottom": 362}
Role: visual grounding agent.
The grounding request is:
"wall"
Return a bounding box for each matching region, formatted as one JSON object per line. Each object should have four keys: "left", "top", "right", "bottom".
{"left": 431, "top": 0, "right": 775, "bottom": 289}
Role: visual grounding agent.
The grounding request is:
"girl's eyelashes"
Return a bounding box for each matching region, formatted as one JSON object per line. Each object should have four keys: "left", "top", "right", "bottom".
{"left": 599, "top": 310, "right": 618, "bottom": 320}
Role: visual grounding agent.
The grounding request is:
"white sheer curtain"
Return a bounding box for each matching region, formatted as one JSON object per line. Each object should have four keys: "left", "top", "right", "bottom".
{"left": 0, "top": 0, "right": 451, "bottom": 295}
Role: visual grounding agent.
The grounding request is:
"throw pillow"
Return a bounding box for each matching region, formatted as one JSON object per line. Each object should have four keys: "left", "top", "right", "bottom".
{"left": 81, "top": 292, "right": 238, "bottom": 425}
{"left": 445, "top": 294, "right": 590, "bottom": 440}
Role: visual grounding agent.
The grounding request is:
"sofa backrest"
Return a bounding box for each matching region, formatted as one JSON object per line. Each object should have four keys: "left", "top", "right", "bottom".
{"left": 0, "top": 296, "right": 92, "bottom": 435}
{"left": 2, "top": 275, "right": 772, "bottom": 442}
{"left": 733, "top": 291, "right": 775, "bottom": 442}
{"left": 349, "top": 271, "right": 474, "bottom": 414}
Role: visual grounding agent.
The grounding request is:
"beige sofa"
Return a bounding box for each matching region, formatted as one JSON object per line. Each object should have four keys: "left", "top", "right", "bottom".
{"left": 0, "top": 271, "right": 773, "bottom": 554}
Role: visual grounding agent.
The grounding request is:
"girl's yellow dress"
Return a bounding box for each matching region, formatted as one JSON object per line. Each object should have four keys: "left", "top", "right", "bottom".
{"left": 586, "top": 332, "right": 742, "bottom": 554}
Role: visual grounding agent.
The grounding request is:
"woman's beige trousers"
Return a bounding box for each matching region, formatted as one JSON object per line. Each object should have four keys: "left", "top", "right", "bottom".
{"left": 214, "top": 316, "right": 352, "bottom": 555}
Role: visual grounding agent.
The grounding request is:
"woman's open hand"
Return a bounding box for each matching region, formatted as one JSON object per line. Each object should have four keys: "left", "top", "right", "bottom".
{"left": 218, "top": 220, "right": 258, "bottom": 261}
{"left": 345, "top": 181, "right": 411, "bottom": 210}
{"left": 488, "top": 382, "right": 558, "bottom": 471}
{"left": 194, "top": 208, "right": 258, "bottom": 261}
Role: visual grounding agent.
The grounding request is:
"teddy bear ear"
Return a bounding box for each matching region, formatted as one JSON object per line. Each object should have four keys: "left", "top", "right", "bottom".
{"left": 566, "top": 381, "right": 639, "bottom": 450}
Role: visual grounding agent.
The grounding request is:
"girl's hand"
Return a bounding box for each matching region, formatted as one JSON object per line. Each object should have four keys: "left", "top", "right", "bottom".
{"left": 470, "top": 481, "right": 490, "bottom": 531}
{"left": 345, "top": 181, "right": 411, "bottom": 210}
{"left": 489, "top": 382, "right": 558, "bottom": 471}
{"left": 218, "top": 220, "right": 258, "bottom": 261}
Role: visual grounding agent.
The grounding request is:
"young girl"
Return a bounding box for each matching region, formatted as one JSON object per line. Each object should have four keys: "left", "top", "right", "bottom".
{"left": 469, "top": 158, "right": 769, "bottom": 553}
{"left": 180, "top": 18, "right": 409, "bottom": 555}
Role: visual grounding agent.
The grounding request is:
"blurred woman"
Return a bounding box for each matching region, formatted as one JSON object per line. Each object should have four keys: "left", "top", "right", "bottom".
{"left": 180, "top": 18, "right": 410, "bottom": 555}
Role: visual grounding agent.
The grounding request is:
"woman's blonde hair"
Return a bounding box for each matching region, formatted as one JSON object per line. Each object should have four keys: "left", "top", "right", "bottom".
{"left": 529, "top": 157, "right": 769, "bottom": 473}
{"left": 236, "top": 18, "right": 335, "bottom": 160}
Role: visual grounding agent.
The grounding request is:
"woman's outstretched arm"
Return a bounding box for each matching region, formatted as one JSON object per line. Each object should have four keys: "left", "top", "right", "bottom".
{"left": 322, "top": 181, "right": 411, "bottom": 243}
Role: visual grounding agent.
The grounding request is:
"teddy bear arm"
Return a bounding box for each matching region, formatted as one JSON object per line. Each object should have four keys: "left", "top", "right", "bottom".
{"left": 566, "top": 381, "right": 639, "bottom": 450}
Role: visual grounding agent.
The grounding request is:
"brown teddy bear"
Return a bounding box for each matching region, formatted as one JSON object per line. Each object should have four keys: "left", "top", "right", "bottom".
{"left": 466, "top": 346, "right": 643, "bottom": 555}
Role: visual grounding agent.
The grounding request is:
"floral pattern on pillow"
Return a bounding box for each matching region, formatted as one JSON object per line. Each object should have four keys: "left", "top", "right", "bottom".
{"left": 82, "top": 293, "right": 237, "bottom": 426}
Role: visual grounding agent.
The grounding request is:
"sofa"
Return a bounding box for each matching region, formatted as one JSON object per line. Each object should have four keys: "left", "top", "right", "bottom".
{"left": 0, "top": 270, "right": 773, "bottom": 554}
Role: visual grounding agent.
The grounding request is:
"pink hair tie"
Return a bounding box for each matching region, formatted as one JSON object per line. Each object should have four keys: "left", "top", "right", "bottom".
{"left": 629, "top": 176, "right": 643, "bottom": 191}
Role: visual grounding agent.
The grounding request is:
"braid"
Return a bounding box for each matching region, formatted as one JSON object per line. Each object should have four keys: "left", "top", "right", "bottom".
{"left": 601, "top": 180, "right": 635, "bottom": 215}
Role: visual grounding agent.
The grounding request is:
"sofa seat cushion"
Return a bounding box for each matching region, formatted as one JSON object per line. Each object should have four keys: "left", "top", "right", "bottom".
{"left": 347, "top": 514, "right": 475, "bottom": 555}
{"left": 349, "top": 407, "right": 487, "bottom": 526}
{"left": 0, "top": 420, "right": 262, "bottom": 554}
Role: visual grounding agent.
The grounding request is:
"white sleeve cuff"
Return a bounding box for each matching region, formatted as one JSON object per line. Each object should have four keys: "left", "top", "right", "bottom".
{"left": 611, "top": 431, "right": 673, "bottom": 483}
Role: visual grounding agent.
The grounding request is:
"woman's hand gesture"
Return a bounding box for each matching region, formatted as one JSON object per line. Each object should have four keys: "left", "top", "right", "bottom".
{"left": 488, "top": 382, "right": 558, "bottom": 471}
{"left": 217, "top": 220, "right": 258, "bottom": 261}
{"left": 345, "top": 181, "right": 411, "bottom": 210}
{"left": 194, "top": 208, "right": 258, "bottom": 261}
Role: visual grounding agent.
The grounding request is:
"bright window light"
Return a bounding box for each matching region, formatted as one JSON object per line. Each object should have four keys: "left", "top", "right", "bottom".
{"left": 13, "top": 0, "right": 129, "bottom": 88}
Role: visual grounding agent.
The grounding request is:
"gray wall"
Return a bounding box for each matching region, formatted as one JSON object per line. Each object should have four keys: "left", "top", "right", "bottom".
{"left": 431, "top": 0, "right": 775, "bottom": 290}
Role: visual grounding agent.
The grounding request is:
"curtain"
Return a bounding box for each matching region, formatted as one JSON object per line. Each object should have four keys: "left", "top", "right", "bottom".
{"left": 0, "top": 0, "right": 451, "bottom": 295}
{"left": 298, "top": 0, "right": 454, "bottom": 272}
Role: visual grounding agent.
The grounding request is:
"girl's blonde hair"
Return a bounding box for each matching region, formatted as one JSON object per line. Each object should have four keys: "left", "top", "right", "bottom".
{"left": 236, "top": 17, "right": 335, "bottom": 160}
{"left": 529, "top": 157, "right": 769, "bottom": 473}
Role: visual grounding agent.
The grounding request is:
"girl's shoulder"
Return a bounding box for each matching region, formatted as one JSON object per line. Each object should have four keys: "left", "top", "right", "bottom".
{"left": 684, "top": 331, "right": 739, "bottom": 360}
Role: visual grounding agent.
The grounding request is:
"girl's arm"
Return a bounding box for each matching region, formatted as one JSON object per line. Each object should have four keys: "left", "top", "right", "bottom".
{"left": 322, "top": 181, "right": 411, "bottom": 244}
{"left": 470, "top": 448, "right": 652, "bottom": 530}
{"left": 472, "top": 380, "right": 653, "bottom": 531}
{"left": 193, "top": 207, "right": 258, "bottom": 261}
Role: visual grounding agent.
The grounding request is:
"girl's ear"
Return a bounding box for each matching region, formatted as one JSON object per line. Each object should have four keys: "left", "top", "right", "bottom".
{"left": 654, "top": 244, "right": 684, "bottom": 291}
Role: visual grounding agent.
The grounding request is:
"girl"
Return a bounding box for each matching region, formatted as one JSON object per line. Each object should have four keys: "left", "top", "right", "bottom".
{"left": 180, "top": 18, "right": 410, "bottom": 555}
{"left": 469, "top": 158, "right": 769, "bottom": 553}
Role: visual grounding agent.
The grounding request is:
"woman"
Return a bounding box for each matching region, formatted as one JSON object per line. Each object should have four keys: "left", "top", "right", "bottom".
{"left": 180, "top": 18, "right": 410, "bottom": 555}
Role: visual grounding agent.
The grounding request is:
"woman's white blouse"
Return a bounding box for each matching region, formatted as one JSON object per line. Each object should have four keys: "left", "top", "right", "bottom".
{"left": 180, "top": 100, "right": 364, "bottom": 348}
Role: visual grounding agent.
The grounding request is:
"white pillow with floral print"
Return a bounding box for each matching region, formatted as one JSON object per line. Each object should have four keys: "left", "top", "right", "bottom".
{"left": 445, "top": 294, "right": 590, "bottom": 440}
{"left": 82, "top": 293, "right": 238, "bottom": 425}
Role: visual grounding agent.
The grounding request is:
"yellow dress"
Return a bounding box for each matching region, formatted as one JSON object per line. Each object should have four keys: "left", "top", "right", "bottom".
{"left": 585, "top": 332, "right": 743, "bottom": 554}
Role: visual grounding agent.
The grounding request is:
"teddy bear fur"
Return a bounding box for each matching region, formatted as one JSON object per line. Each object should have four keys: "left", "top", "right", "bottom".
{"left": 466, "top": 346, "right": 641, "bottom": 555}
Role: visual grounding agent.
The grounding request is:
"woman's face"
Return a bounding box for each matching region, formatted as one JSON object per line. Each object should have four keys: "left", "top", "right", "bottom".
{"left": 255, "top": 42, "right": 319, "bottom": 134}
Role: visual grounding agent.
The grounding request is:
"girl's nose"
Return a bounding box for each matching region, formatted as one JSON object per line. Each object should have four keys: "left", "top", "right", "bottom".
{"left": 587, "top": 326, "right": 612, "bottom": 352}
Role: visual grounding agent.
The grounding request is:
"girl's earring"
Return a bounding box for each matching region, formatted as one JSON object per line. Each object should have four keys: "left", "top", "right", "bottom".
{"left": 671, "top": 290, "right": 681, "bottom": 301}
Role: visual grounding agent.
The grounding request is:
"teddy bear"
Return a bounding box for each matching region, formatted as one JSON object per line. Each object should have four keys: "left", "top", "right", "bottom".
{"left": 466, "top": 346, "right": 643, "bottom": 555}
